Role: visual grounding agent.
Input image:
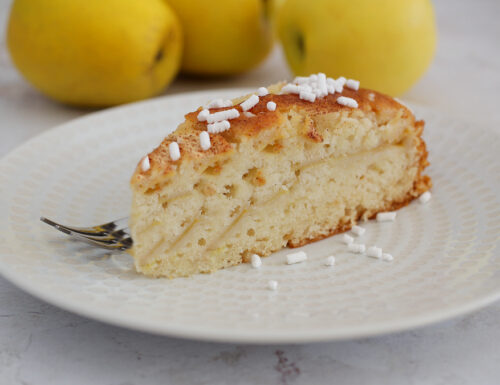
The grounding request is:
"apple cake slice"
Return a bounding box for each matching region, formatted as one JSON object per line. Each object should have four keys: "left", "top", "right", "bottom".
{"left": 129, "top": 75, "right": 431, "bottom": 278}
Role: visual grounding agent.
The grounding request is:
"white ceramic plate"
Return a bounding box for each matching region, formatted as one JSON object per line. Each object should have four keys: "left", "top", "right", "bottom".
{"left": 1, "top": 89, "right": 499, "bottom": 344}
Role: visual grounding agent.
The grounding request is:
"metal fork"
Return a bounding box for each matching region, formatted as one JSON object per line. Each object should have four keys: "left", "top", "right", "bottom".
{"left": 40, "top": 216, "right": 133, "bottom": 251}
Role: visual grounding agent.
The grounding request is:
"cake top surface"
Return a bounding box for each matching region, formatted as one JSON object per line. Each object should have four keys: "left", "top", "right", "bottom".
{"left": 131, "top": 76, "right": 414, "bottom": 192}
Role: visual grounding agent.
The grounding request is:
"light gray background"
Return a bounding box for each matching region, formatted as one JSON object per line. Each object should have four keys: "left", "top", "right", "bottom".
{"left": 1, "top": 0, "right": 499, "bottom": 384}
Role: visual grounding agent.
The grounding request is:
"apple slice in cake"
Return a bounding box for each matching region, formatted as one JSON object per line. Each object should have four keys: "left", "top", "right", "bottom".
{"left": 129, "top": 77, "right": 431, "bottom": 278}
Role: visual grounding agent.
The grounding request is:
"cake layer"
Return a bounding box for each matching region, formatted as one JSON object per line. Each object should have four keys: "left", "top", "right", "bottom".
{"left": 132, "top": 141, "right": 424, "bottom": 277}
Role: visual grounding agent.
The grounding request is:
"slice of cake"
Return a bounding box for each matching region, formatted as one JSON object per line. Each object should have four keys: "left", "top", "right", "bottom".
{"left": 129, "top": 74, "right": 431, "bottom": 278}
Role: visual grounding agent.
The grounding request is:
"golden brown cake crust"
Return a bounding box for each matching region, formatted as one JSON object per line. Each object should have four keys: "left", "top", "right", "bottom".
{"left": 130, "top": 87, "right": 414, "bottom": 192}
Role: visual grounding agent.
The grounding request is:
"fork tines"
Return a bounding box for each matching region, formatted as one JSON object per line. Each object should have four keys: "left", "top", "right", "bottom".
{"left": 40, "top": 216, "right": 132, "bottom": 251}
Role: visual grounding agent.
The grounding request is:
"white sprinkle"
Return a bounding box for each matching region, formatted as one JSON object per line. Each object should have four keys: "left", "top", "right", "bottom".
{"left": 382, "top": 253, "right": 394, "bottom": 262}
{"left": 317, "top": 73, "right": 328, "bottom": 97}
{"left": 294, "top": 76, "right": 310, "bottom": 84}
{"left": 282, "top": 74, "right": 357, "bottom": 101}
{"left": 343, "top": 233, "right": 354, "bottom": 245}
{"left": 168, "top": 142, "right": 180, "bottom": 161}
{"left": 348, "top": 243, "right": 366, "bottom": 254}
{"left": 351, "top": 225, "right": 366, "bottom": 236}
{"left": 206, "top": 108, "right": 240, "bottom": 123}
{"left": 268, "top": 280, "right": 278, "bottom": 291}
{"left": 286, "top": 251, "right": 308, "bottom": 265}
{"left": 206, "top": 99, "right": 232, "bottom": 108}
{"left": 298, "top": 84, "right": 312, "bottom": 93}
{"left": 257, "top": 87, "right": 269, "bottom": 96}
{"left": 366, "top": 246, "right": 382, "bottom": 259}
{"left": 325, "top": 255, "right": 336, "bottom": 266}
{"left": 199, "top": 131, "right": 211, "bottom": 151}
{"left": 368, "top": 93, "right": 375, "bottom": 101}
{"left": 346, "top": 79, "right": 360, "bottom": 91}
{"left": 336, "top": 76, "right": 346, "bottom": 93}
{"left": 207, "top": 120, "right": 230, "bottom": 134}
{"left": 419, "top": 191, "right": 432, "bottom": 204}
{"left": 240, "top": 94, "right": 260, "bottom": 111}
{"left": 140, "top": 156, "right": 150, "bottom": 172}
{"left": 327, "top": 77, "right": 336, "bottom": 87}
{"left": 376, "top": 212, "right": 397, "bottom": 222}
{"left": 206, "top": 99, "right": 222, "bottom": 108}
{"left": 281, "top": 84, "right": 300, "bottom": 94}
{"left": 251, "top": 254, "right": 262, "bottom": 268}
{"left": 266, "top": 101, "right": 277, "bottom": 111}
{"left": 244, "top": 111, "right": 256, "bottom": 118}
{"left": 197, "top": 109, "right": 210, "bottom": 122}
{"left": 336, "top": 76, "right": 346, "bottom": 86}
{"left": 299, "top": 90, "right": 316, "bottom": 102}
{"left": 337, "top": 96, "right": 358, "bottom": 108}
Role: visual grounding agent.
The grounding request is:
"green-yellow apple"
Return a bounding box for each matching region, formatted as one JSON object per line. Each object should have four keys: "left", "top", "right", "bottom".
{"left": 166, "top": 0, "right": 273, "bottom": 75}
{"left": 277, "top": 0, "right": 437, "bottom": 95}
{"left": 8, "top": 0, "right": 183, "bottom": 107}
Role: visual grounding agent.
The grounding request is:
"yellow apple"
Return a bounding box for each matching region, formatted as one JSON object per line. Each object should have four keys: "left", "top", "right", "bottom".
{"left": 277, "top": 0, "right": 437, "bottom": 95}
{"left": 7, "top": 0, "right": 183, "bottom": 107}
{"left": 266, "top": 0, "right": 286, "bottom": 37}
{"left": 166, "top": 0, "right": 273, "bottom": 75}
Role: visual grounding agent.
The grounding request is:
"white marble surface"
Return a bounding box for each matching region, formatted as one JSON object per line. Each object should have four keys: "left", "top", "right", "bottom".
{"left": 1, "top": 0, "right": 500, "bottom": 384}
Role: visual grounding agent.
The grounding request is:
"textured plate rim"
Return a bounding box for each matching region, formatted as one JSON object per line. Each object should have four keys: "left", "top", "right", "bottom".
{"left": 1, "top": 258, "right": 500, "bottom": 344}
{"left": 1, "top": 89, "right": 499, "bottom": 344}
